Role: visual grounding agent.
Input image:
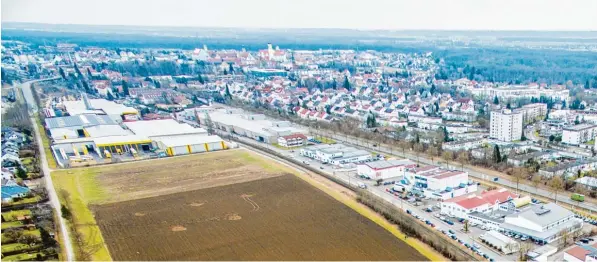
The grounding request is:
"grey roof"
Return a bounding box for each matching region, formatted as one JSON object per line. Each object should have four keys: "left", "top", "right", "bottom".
{"left": 469, "top": 210, "right": 512, "bottom": 223}
{"left": 363, "top": 159, "right": 415, "bottom": 169}
{"left": 576, "top": 176, "right": 597, "bottom": 188}
{"left": 501, "top": 218, "right": 581, "bottom": 240}
{"left": 45, "top": 114, "right": 116, "bottom": 129}
{"left": 563, "top": 123, "right": 597, "bottom": 131}
{"left": 506, "top": 203, "right": 574, "bottom": 228}
{"left": 510, "top": 151, "right": 552, "bottom": 161}
{"left": 540, "top": 158, "right": 597, "bottom": 173}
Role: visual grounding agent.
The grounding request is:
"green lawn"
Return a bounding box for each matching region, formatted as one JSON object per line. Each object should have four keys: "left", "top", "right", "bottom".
{"left": 2, "top": 252, "right": 43, "bottom": 261}
{"left": 0, "top": 221, "right": 24, "bottom": 230}
{"left": 3, "top": 196, "right": 42, "bottom": 207}
{"left": 318, "top": 137, "right": 336, "bottom": 144}
{"left": 2, "top": 229, "right": 41, "bottom": 244}
{"left": 21, "top": 157, "right": 34, "bottom": 165}
{"left": 2, "top": 210, "right": 32, "bottom": 221}
{"left": 35, "top": 116, "right": 57, "bottom": 169}
{"left": 1, "top": 243, "right": 41, "bottom": 253}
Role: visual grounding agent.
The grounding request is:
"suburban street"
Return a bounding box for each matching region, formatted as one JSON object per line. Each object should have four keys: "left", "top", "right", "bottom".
{"left": 19, "top": 79, "right": 75, "bottom": 262}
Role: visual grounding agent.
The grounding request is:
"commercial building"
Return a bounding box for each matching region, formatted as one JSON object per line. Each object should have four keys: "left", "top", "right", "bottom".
{"left": 440, "top": 188, "right": 518, "bottom": 219}
{"left": 564, "top": 243, "right": 597, "bottom": 262}
{"left": 500, "top": 202, "right": 583, "bottom": 244}
{"left": 45, "top": 114, "right": 119, "bottom": 141}
{"left": 527, "top": 245, "right": 558, "bottom": 262}
{"left": 300, "top": 144, "right": 373, "bottom": 166}
{"left": 490, "top": 109, "right": 523, "bottom": 142}
{"left": 480, "top": 230, "right": 519, "bottom": 255}
{"left": 277, "top": 134, "right": 307, "bottom": 147}
{"left": 60, "top": 96, "right": 138, "bottom": 123}
{"left": 400, "top": 165, "right": 478, "bottom": 200}
{"left": 562, "top": 124, "right": 597, "bottom": 145}
{"left": 153, "top": 134, "right": 226, "bottom": 156}
{"left": 200, "top": 109, "right": 307, "bottom": 144}
{"left": 356, "top": 159, "right": 416, "bottom": 180}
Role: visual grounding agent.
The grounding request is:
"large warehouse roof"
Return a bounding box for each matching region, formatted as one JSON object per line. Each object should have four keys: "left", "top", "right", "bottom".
{"left": 84, "top": 125, "right": 132, "bottom": 138}
{"left": 93, "top": 135, "right": 151, "bottom": 147}
{"left": 124, "top": 119, "right": 207, "bottom": 138}
{"left": 63, "top": 99, "right": 138, "bottom": 116}
{"left": 155, "top": 135, "right": 223, "bottom": 147}
{"left": 206, "top": 110, "right": 306, "bottom": 137}
{"left": 45, "top": 114, "right": 116, "bottom": 129}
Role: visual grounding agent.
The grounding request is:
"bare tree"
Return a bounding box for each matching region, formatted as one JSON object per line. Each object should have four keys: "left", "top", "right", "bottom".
{"left": 442, "top": 151, "right": 454, "bottom": 169}
{"left": 456, "top": 151, "right": 470, "bottom": 171}
{"left": 558, "top": 229, "right": 571, "bottom": 248}
{"left": 531, "top": 174, "right": 542, "bottom": 194}
{"left": 427, "top": 146, "right": 439, "bottom": 163}
{"left": 548, "top": 176, "right": 564, "bottom": 203}
{"left": 512, "top": 167, "right": 528, "bottom": 194}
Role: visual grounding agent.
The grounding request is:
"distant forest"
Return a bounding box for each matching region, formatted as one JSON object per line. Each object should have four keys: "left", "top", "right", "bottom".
{"left": 3, "top": 29, "right": 596, "bottom": 85}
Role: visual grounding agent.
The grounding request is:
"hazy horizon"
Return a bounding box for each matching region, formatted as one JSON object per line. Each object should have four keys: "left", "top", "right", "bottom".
{"left": 3, "top": 0, "right": 597, "bottom": 31}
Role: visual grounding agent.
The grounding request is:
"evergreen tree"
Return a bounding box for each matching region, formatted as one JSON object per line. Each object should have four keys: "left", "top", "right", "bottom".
{"left": 430, "top": 83, "right": 436, "bottom": 94}
{"left": 107, "top": 91, "right": 115, "bottom": 101}
{"left": 15, "top": 167, "right": 27, "bottom": 179}
{"left": 203, "top": 112, "right": 215, "bottom": 135}
{"left": 506, "top": 102, "right": 511, "bottom": 109}
{"left": 585, "top": 79, "right": 591, "bottom": 89}
{"left": 197, "top": 74, "right": 205, "bottom": 84}
{"left": 229, "top": 63, "right": 234, "bottom": 73}
{"left": 343, "top": 75, "right": 351, "bottom": 91}
{"left": 121, "top": 80, "right": 130, "bottom": 96}
{"left": 86, "top": 68, "right": 93, "bottom": 79}
{"left": 325, "top": 105, "right": 331, "bottom": 114}
{"left": 61, "top": 205, "right": 71, "bottom": 219}
{"left": 443, "top": 127, "right": 450, "bottom": 142}
{"left": 562, "top": 100, "right": 567, "bottom": 109}
{"left": 74, "top": 63, "right": 83, "bottom": 79}
{"left": 58, "top": 68, "right": 67, "bottom": 80}
{"left": 493, "top": 96, "right": 499, "bottom": 105}
{"left": 332, "top": 79, "right": 337, "bottom": 89}
{"left": 225, "top": 84, "right": 232, "bottom": 100}
{"left": 493, "top": 145, "right": 501, "bottom": 163}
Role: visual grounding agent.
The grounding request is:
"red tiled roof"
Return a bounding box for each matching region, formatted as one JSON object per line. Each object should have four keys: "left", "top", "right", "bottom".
{"left": 566, "top": 243, "right": 597, "bottom": 261}
{"left": 456, "top": 197, "right": 490, "bottom": 210}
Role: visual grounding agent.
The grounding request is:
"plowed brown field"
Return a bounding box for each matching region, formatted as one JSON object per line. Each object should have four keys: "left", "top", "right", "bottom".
{"left": 93, "top": 174, "right": 426, "bottom": 261}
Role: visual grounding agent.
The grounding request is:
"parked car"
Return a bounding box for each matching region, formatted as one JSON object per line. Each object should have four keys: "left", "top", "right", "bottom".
{"left": 445, "top": 220, "right": 454, "bottom": 225}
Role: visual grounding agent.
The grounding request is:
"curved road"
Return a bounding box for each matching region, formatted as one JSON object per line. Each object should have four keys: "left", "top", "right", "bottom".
{"left": 19, "top": 78, "right": 75, "bottom": 261}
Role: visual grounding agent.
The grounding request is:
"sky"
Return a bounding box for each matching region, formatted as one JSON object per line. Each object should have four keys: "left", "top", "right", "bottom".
{"left": 2, "top": 0, "right": 597, "bottom": 31}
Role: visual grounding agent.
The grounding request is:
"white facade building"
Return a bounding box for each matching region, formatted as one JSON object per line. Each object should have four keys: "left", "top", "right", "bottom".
{"left": 562, "top": 124, "right": 597, "bottom": 145}
{"left": 501, "top": 203, "right": 583, "bottom": 244}
{"left": 490, "top": 109, "right": 523, "bottom": 142}
{"left": 440, "top": 188, "right": 518, "bottom": 219}
{"left": 277, "top": 134, "right": 307, "bottom": 147}
{"left": 357, "top": 159, "right": 416, "bottom": 180}
{"left": 400, "top": 165, "right": 478, "bottom": 200}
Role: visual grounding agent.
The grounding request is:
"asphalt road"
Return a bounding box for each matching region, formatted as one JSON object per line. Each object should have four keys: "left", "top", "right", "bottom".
{"left": 19, "top": 79, "right": 75, "bottom": 261}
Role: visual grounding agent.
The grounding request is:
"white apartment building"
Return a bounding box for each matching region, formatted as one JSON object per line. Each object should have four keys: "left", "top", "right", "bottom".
{"left": 490, "top": 110, "right": 523, "bottom": 142}
{"left": 562, "top": 124, "right": 597, "bottom": 145}
{"left": 514, "top": 103, "right": 548, "bottom": 123}
{"left": 469, "top": 86, "right": 569, "bottom": 101}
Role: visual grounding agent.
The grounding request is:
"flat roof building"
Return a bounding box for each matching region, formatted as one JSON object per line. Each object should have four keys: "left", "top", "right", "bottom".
{"left": 501, "top": 202, "right": 583, "bottom": 244}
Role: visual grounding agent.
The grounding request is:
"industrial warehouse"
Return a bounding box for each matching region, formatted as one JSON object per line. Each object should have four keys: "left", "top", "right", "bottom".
{"left": 196, "top": 108, "right": 308, "bottom": 144}
{"left": 43, "top": 98, "right": 231, "bottom": 167}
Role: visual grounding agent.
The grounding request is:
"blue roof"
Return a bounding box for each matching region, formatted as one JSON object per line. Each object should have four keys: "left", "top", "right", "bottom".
{"left": 1, "top": 185, "right": 30, "bottom": 199}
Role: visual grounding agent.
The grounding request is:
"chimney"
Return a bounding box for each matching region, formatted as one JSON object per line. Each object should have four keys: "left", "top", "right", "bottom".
{"left": 203, "top": 44, "right": 208, "bottom": 51}
{"left": 267, "top": 43, "right": 273, "bottom": 51}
